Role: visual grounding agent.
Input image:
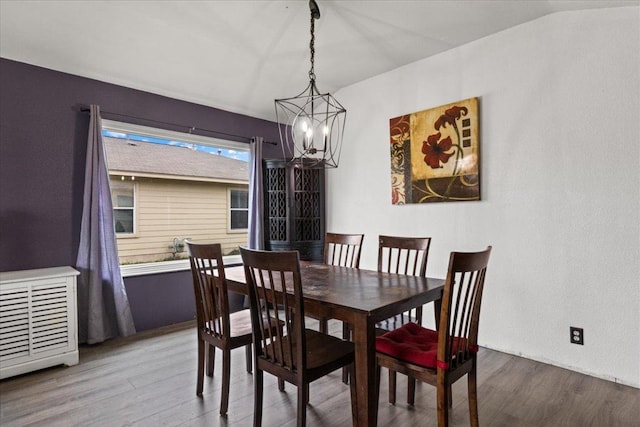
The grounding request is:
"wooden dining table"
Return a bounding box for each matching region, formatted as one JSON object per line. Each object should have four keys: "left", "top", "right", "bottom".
{"left": 224, "top": 261, "right": 445, "bottom": 427}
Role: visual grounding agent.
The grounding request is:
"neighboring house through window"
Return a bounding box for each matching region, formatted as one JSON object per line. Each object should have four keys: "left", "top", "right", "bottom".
{"left": 102, "top": 120, "right": 249, "bottom": 273}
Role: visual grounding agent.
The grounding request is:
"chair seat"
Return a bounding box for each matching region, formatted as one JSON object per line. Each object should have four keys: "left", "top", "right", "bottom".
{"left": 206, "top": 309, "right": 282, "bottom": 338}
{"left": 376, "top": 322, "right": 478, "bottom": 369}
{"left": 264, "top": 329, "right": 354, "bottom": 373}
{"left": 228, "top": 309, "right": 254, "bottom": 337}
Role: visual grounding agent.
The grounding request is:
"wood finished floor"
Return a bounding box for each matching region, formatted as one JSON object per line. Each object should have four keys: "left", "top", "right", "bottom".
{"left": 1, "top": 320, "right": 638, "bottom": 427}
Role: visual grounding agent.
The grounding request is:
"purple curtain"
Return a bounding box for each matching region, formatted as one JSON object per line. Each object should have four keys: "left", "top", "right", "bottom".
{"left": 75, "top": 105, "right": 136, "bottom": 344}
{"left": 248, "top": 136, "right": 264, "bottom": 250}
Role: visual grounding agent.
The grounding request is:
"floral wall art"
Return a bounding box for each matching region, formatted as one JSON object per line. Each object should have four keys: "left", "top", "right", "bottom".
{"left": 389, "top": 97, "right": 480, "bottom": 204}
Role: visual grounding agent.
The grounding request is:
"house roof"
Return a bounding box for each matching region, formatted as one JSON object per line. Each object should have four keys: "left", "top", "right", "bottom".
{"left": 104, "top": 137, "right": 248, "bottom": 183}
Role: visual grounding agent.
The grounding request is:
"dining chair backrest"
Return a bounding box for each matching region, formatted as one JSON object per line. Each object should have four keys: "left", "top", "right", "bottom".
{"left": 323, "top": 232, "right": 364, "bottom": 268}
{"left": 376, "top": 235, "right": 432, "bottom": 334}
{"left": 377, "top": 235, "right": 431, "bottom": 277}
{"left": 186, "top": 242, "right": 230, "bottom": 341}
{"left": 438, "top": 246, "right": 492, "bottom": 371}
{"left": 240, "top": 248, "right": 305, "bottom": 379}
{"left": 240, "top": 247, "right": 357, "bottom": 426}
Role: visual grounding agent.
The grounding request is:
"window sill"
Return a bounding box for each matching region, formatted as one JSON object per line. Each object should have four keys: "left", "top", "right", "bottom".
{"left": 116, "top": 234, "right": 138, "bottom": 239}
{"left": 120, "top": 255, "right": 242, "bottom": 278}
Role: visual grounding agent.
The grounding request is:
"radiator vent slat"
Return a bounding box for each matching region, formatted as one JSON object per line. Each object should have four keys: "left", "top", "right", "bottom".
{"left": 0, "top": 323, "right": 29, "bottom": 339}
{"left": 0, "top": 301, "right": 29, "bottom": 311}
{"left": 1, "top": 333, "right": 30, "bottom": 347}
{"left": 0, "top": 309, "right": 29, "bottom": 320}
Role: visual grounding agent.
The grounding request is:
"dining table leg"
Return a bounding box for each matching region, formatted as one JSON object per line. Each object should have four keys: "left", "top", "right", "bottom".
{"left": 351, "top": 315, "right": 377, "bottom": 427}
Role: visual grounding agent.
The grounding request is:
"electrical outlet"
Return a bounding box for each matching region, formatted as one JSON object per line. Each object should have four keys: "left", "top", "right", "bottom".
{"left": 570, "top": 327, "right": 584, "bottom": 345}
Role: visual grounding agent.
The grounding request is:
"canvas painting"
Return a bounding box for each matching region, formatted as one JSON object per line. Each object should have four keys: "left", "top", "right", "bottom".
{"left": 389, "top": 97, "right": 480, "bottom": 204}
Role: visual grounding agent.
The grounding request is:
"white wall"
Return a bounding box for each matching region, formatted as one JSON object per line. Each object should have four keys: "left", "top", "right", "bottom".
{"left": 327, "top": 7, "right": 639, "bottom": 387}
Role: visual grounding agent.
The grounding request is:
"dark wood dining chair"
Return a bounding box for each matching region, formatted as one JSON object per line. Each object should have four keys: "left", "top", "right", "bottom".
{"left": 240, "top": 247, "right": 357, "bottom": 427}
{"left": 322, "top": 232, "right": 364, "bottom": 331}
{"left": 376, "top": 235, "right": 432, "bottom": 402}
{"left": 186, "top": 242, "right": 282, "bottom": 415}
{"left": 375, "top": 246, "right": 492, "bottom": 427}
{"left": 322, "top": 232, "right": 364, "bottom": 382}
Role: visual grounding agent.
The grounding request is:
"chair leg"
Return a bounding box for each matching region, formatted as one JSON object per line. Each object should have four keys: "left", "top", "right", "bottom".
{"left": 437, "top": 380, "right": 450, "bottom": 427}
{"left": 388, "top": 369, "right": 396, "bottom": 405}
{"left": 253, "top": 369, "right": 263, "bottom": 427}
{"left": 375, "top": 360, "right": 384, "bottom": 426}
{"left": 407, "top": 376, "right": 416, "bottom": 406}
{"left": 196, "top": 338, "right": 205, "bottom": 396}
{"left": 350, "top": 363, "right": 358, "bottom": 427}
{"left": 220, "top": 348, "right": 231, "bottom": 415}
{"left": 278, "top": 378, "right": 285, "bottom": 392}
{"left": 206, "top": 344, "right": 215, "bottom": 377}
{"left": 342, "top": 322, "right": 350, "bottom": 384}
{"left": 245, "top": 343, "right": 252, "bottom": 373}
{"left": 375, "top": 362, "right": 381, "bottom": 401}
{"left": 468, "top": 364, "right": 479, "bottom": 427}
{"left": 298, "top": 382, "right": 308, "bottom": 427}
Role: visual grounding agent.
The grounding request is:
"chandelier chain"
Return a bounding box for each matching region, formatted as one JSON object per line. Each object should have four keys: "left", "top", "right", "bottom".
{"left": 309, "top": 10, "right": 315, "bottom": 81}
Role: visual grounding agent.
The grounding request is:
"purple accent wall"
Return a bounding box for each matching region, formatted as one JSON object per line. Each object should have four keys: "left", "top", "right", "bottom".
{"left": 0, "top": 58, "right": 281, "bottom": 331}
{"left": 125, "top": 271, "right": 197, "bottom": 331}
{"left": 125, "top": 270, "right": 246, "bottom": 331}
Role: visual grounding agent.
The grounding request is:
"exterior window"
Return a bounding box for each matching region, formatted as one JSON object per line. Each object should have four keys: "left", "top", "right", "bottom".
{"left": 102, "top": 119, "right": 249, "bottom": 267}
{"left": 111, "top": 180, "right": 135, "bottom": 234}
{"left": 229, "top": 189, "right": 249, "bottom": 230}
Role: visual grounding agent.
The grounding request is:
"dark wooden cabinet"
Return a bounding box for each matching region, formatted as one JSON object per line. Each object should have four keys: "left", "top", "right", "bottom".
{"left": 263, "top": 159, "right": 325, "bottom": 261}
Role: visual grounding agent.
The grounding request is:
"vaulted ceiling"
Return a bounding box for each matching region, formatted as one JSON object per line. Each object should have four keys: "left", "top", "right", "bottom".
{"left": 1, "top": 1, "right": 635, "bottom": 121}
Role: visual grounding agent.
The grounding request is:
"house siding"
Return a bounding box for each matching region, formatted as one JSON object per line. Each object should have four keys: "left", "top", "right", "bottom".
{"left": 114, "top": 177, "right": 248, "bottom": 263}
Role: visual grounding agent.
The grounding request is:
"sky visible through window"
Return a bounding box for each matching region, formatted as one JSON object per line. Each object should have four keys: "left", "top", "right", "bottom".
{"left": 102, "top": 129, "right": 249, "bottom": 162}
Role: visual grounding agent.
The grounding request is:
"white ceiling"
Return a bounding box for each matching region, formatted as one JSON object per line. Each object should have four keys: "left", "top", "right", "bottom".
{"left": 1, "top": 0, "right": 636, "bottom": 122}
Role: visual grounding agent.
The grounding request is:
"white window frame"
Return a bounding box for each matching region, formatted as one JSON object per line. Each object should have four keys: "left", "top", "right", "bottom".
{"left": 119, "top": 255, "right": 242, "bottom": 278}
{"left": 112, "top": 178, "right": 137, "bottom": 237}
{"left": 228, "top": 188, "right": 249, "bottom": 233}
{"left": 102, "top": 120, "right": 248, "bottom": 277}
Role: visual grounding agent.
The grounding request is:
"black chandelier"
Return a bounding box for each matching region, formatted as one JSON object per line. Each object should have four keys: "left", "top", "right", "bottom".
{"left": 275, "top": 0, "right": 346, "bottom": 168}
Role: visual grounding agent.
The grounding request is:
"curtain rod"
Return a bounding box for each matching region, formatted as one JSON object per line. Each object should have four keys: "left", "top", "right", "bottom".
{"left": 78, "top": 106, "right": 278, "bottom": 146}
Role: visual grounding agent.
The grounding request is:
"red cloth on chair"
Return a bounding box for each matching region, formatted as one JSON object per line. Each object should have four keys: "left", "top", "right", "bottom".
{"left": 375, "top": 322, "right": 477, "bottom": 370}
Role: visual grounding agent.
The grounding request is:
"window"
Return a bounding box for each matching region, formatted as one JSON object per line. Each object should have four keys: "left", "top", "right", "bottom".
{"left": 229, "top": 188, "right": 249, "bottom": 231}
{"left": 111, "top": 179, "right": 135, "bottom": 234}
{"left": 101, "top": 120, "right": 250, "bottom": 273}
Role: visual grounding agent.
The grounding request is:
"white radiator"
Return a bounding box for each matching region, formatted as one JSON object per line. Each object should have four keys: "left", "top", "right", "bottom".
{"left": 0, "top": 266, "right": 79, "bottom": 379}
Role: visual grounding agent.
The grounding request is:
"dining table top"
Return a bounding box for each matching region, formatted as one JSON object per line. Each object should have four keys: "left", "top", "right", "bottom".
{"left": 224, "top": 261, "right": 445, "bottom": 320}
